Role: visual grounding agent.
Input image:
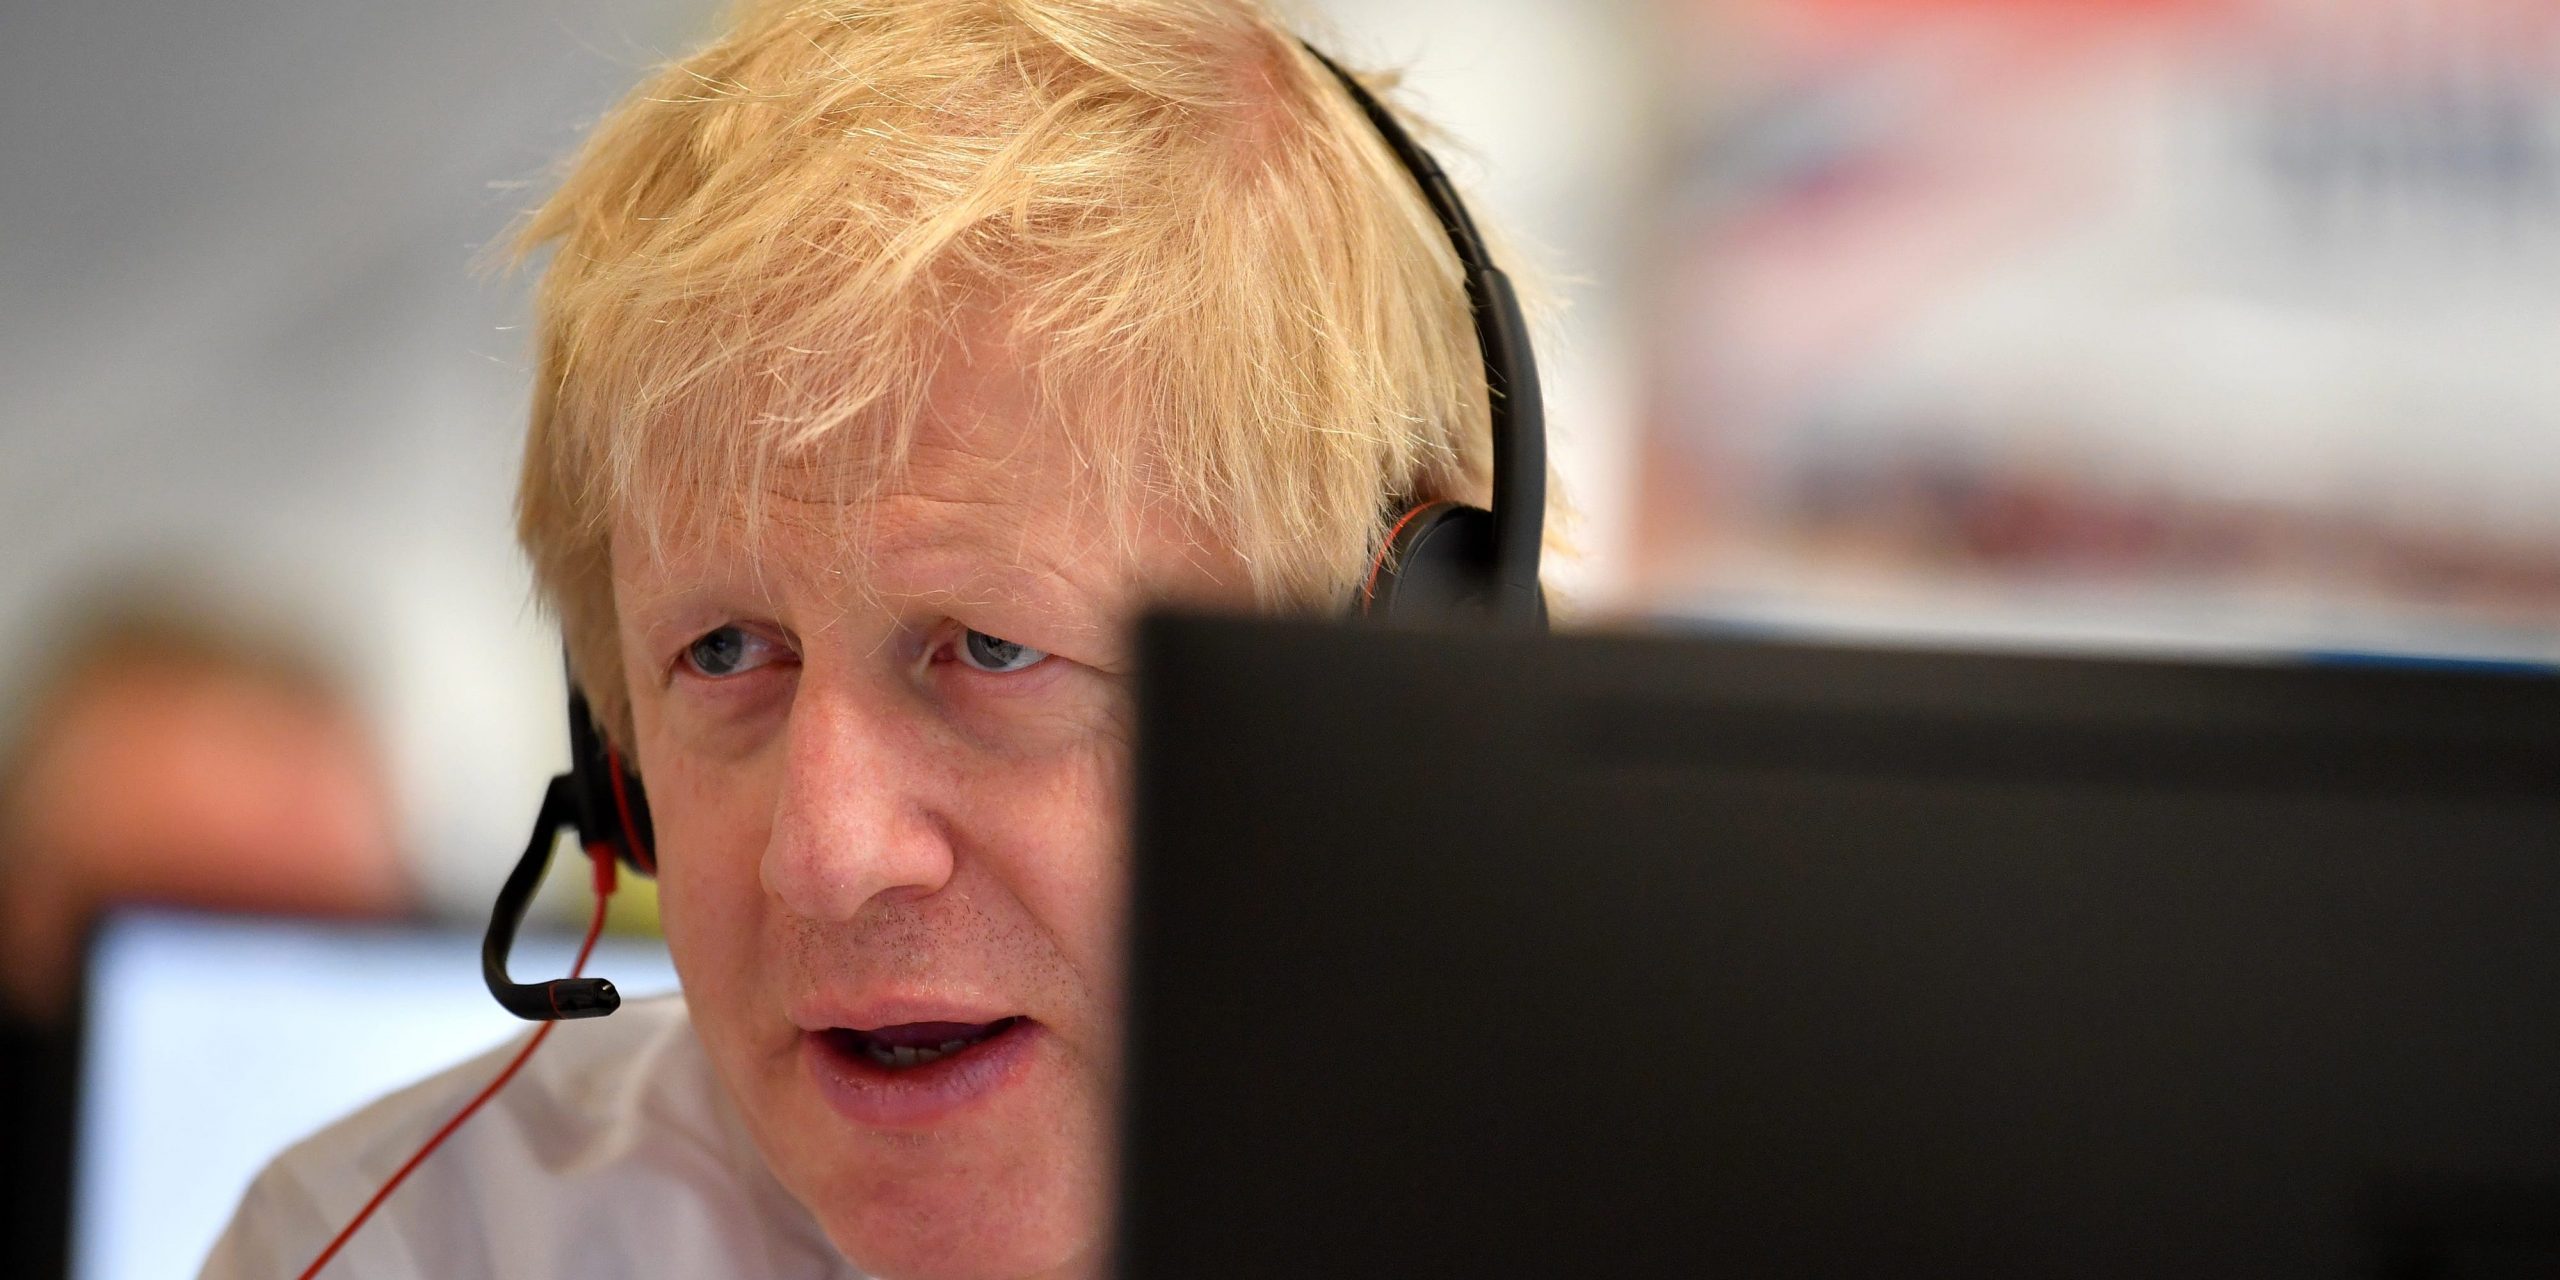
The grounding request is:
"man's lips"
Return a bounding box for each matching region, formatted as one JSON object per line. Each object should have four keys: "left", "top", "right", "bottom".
{"left": 790, "top": 996, "right": 1026, "bottom": 1035}
{"left": 803, "top": 1015, "right": 1042, "bottom": 1128}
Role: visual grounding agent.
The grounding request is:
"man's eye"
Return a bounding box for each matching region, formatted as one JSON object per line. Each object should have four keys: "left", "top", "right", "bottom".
{"left": 956, "top": 629, "right": 1049, "bottom": 675}
{"left": 682, "top": 626, "right": 773, "bottom": 678}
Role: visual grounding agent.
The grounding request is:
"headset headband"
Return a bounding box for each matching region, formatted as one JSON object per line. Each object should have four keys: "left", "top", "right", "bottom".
{"left": 1300, "top": 44, "right": 1548, "bottom": 624}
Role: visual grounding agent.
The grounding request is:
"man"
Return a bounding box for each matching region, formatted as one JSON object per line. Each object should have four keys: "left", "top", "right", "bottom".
{"left": 204, "top": 1, "right": 1548, "bottom": 1276}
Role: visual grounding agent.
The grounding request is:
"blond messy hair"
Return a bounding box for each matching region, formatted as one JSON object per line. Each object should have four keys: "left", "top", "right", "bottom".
{"left": 515, "top": 0, "right": 1530, "bottom": 743}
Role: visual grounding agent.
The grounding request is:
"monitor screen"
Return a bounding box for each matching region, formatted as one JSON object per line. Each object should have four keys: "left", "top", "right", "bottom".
{"left": 1120, "top": 614, "right": 2560, "bottom": 1278}
{"left": 72, "top": 910, "right": 679, "bottom": 1280}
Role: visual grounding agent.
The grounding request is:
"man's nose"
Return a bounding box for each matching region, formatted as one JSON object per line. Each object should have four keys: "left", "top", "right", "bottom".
{"left": 760, "top": 685, "right": 955, "bottom": 922}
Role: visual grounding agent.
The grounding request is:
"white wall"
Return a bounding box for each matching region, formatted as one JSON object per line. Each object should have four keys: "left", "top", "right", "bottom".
{"left": 0, "top": 0, "right": 718, "bottom": 914}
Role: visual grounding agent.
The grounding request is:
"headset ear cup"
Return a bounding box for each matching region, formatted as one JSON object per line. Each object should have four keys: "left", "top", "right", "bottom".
{"left": 1360, "top": 502, "right": 1499, "bottom": 622}
{"left": 564, "top": 681, "right": 659, "bottom": 876}
{"left": 603, "top": 750, "right": 658, "bottom": 877}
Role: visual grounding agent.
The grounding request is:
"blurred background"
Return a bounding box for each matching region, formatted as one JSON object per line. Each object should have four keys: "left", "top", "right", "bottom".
{"left": 2, "top": 0, "right": 2556, "bottom": 1275}
{"left": 1643, "top": 0, "right": 2560, "bottom": 658}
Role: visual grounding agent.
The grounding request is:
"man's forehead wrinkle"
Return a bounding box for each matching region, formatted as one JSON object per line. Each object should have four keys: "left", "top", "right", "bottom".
{"left": 926, "top": 382, "right": 1059, "bottom": 485}
{"left": 644, "top": 488, "right": 1085, "bottom": 633}
{"left": 611, "top": 304, "right": 1183, "bottom": 639}
{"left": 614, "top": 527, "right": 797, "bottom": 621}
{"left": 865, "top": 558, "right": 1056, "bottom": 616}
{"left": 1004, "top": 512, "right": 1124, "bottom": 629}
{"left": 750, "top": 444, "right": 897, "bottom": 519}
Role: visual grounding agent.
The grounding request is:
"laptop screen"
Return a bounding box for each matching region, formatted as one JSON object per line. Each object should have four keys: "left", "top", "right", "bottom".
{"left": 72, "top": 910, "right": 679, "bottom": 1280}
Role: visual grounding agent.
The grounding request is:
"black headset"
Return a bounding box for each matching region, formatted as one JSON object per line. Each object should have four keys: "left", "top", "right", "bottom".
{"left": 483, "top": 42, "right": 1548, "bottom": 1022}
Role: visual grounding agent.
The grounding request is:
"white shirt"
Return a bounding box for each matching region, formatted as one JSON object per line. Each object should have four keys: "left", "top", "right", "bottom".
{"left": 198, "top": 995, "right": 864, "bottom": 1279}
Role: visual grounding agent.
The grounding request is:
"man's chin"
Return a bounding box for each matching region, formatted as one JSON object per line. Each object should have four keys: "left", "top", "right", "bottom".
{"left": 816, "top": 1171, "right": 1110, "bottom": 1280}
{"left": 719, "top": 1007, "right": 1115, "bottom": 1279}
{"left": 775, "top": 1065, "right": 1114, "bottom": 1280}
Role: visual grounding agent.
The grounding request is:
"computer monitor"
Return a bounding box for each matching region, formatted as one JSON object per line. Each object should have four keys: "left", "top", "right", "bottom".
{"left": 71, "top": 911, "right": 679, "bottom": 1280}
{"left": 1118, "top": 615, "right": 2560, "bottom": 1277}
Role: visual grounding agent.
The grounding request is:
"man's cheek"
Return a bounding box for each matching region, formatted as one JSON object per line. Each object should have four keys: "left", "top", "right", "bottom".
{"left": 654, "top": 750, "right": 775, "bottom": 893}
{"left": 653, "top": 788, "right": 773, "bottom": 1003}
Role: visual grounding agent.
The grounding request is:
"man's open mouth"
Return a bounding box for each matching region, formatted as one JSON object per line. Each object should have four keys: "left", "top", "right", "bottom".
{"left": 803, "top": 1012, "right": 1042, "bottom": 1124}
{"left": 822, "top": 1017, "right": 1028, "bottom": 1072}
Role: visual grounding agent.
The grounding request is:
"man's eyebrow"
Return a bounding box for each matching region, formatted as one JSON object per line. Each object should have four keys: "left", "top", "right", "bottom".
{"left": 621, "top": 592, "right": 719, "bottom": 650}
{"left": 615, "top": 566, "right": 769, "bottom": 633}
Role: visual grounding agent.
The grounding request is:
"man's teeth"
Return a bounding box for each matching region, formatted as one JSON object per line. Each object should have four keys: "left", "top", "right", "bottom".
{"left": 860, "top": 1037, "right": 979, "bottom": 1069}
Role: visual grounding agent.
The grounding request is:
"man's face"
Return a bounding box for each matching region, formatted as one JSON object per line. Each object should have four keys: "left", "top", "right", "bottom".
{"left": 614, "top": 333, "right": 1242, "bottom": 1280}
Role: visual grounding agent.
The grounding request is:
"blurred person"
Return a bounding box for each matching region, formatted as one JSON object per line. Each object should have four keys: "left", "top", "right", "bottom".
{"left": 0, "top": 597, "right": 413, "bottom": 1024}
{"left": 0, "top": 593, "right": 412, "bottom": 1275}
{"left": 201, "top": 2, "right": 1557, "bottom": 1278}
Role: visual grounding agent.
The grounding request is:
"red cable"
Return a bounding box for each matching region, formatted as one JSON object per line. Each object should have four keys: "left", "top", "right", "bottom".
{"left": 293, "top": 843, "right": 618, "bottom": 1280}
